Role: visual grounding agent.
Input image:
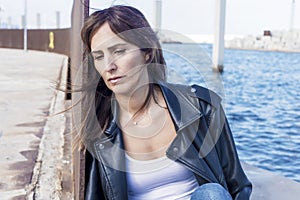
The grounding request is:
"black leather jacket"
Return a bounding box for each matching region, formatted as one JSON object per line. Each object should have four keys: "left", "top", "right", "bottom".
{"left": 85, "top": 83, "right": 252, "bottom": 200}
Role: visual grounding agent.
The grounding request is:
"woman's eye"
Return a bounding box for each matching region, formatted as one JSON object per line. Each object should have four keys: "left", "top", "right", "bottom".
{"left": 114, "top": 49, "right": 126, "bottom": 55}
{"left": 94, "top": 55, "right": 104, "bottom": 60}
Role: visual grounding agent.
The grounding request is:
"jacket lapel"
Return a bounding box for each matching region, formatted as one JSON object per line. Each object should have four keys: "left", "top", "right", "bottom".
{"left": 94, "top": 124, "right": 128, "bottom": 200}
{"left": 160, "top": 83, "right": 220, "bottom": 183}
{"left": 159, "top": 83, "right": 202, "bottom": 131}
{"left": 166, "top": 123, "right": 219, "bottom": 183}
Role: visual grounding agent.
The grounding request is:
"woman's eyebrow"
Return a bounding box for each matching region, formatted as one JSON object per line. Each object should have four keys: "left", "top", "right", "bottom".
{"left": 91, "top": 43, "right": 128, "bottom": 54}
{"left": 107, "top": 43, "right": 128, "bottom": 51}
{"left": 91, "top": 49, "right": 103, "bottom": 54}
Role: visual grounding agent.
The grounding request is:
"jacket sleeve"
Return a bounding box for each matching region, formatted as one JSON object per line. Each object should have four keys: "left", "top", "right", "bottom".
{"left": 210, "top": 104, "right": 252, "bottom": 200}
{"left": 85, "top": 150, "right": 106, "bottom": 200}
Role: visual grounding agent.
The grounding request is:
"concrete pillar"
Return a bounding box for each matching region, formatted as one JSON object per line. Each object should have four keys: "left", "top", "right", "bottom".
{"left": 7, "top": 16, "right": 11, "bottom": 28}
{"left": 212, "top": 0, "right": 226, "bottom": 72}
{"left": 56, "top": 11, "right": 60, "bottom": 29}
{"left": 290, "top": 0, "right": 295, "bottom": 31}
{"left": 154, "top": 0, "right": 162, "bottom": 30}
{"left": 37, "top": 13, "right": 41, "bottom": 29}
{"left": 0, "top": 6, "right": 3, "bottom": 28}
{"left": 23, "top": 0, "right": 27, "bottom": 51}
{"left": 22, "top": 15, "right": 25, "bottom": 28}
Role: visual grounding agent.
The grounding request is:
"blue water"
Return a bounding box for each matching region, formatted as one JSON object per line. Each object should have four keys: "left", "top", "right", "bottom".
{"left": 162, "top": 43, "right": 300, "bottom": 182}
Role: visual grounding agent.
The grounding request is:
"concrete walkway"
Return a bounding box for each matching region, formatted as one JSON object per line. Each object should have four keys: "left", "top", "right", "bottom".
{"left": 0, "top": 48, "right": 70, "bottom": 199}
{"left": 0, "top": 48, "right": 300, "bottom": 200}
{"left": 243, "top": 163, "right": 300, "bottom": 199}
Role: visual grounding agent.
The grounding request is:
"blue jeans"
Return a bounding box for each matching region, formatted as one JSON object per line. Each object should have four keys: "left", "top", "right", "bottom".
{"left": 191, "top": 183, "right": 232, "bottom": 200}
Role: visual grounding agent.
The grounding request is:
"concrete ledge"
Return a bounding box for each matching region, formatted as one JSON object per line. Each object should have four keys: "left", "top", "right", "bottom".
{"left": 26, "top": 57, "right": 69, "bottom": 199}
{"left": 242, "top": 163, "right": 300, "bottom": 200}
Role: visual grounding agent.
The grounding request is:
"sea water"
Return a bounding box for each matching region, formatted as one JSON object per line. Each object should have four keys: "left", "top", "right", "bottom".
{"left": 162, "top": 43, "right": 300, "bottom": 182}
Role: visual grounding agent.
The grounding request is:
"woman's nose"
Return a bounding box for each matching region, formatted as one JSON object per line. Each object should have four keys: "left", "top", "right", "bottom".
{"left": 104, "top": 55, "right": 117, "bottom": 72}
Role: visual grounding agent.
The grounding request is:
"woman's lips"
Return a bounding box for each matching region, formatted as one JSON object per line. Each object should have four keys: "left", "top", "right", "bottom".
{"left": 108, "top": 76, "right": 125, "bottom": 84}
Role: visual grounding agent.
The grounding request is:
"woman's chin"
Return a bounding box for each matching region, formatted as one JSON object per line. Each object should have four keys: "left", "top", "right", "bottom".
{"left": 110, "top": 84, "right": 131, "bottom": 95}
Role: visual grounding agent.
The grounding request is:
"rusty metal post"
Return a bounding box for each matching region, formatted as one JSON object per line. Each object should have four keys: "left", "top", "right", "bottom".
{"left": 70, "top": 0, "right": 89, "bottom": 199}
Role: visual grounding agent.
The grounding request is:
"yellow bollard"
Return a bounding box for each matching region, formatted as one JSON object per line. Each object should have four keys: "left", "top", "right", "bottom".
{"left": 49, "top": 32, "right": 55, "bottom": 50}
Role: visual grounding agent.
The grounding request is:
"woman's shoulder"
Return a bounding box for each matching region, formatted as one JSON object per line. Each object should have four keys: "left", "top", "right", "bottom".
{"left": 162, "top": 82, "right": 222, "bottom": 109}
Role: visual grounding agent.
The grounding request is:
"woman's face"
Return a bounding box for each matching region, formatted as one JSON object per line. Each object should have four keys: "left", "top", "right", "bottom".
{"left": 91, "top": 23, "right": 149, "bottom": 95}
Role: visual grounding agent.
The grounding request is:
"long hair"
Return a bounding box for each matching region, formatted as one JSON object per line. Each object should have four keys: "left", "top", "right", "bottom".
{"left": 76, "top": 5, "right": 167, "bottom": 149}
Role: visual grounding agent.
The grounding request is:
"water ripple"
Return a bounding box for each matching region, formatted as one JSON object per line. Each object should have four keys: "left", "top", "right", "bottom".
{"left": 163, "top": 43, "right": 300, "bottom": 182}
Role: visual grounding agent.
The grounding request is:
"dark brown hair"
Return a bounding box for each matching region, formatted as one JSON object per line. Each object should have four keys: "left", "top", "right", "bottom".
{"left": 77, "top": 5, "right": 167, "bottom": 148}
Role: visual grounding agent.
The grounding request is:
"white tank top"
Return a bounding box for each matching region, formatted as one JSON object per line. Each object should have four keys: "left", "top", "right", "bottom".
{"left": 125, "top": 153, "right": 199, "bottom": 200}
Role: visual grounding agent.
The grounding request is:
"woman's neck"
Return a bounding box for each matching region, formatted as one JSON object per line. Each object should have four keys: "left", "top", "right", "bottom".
{"left": 116, "top": 84, "right": 150, "bottom": 116}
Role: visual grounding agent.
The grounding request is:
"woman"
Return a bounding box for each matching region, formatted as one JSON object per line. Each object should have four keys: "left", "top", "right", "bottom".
{"left": 78, "top": 5, "right": 252, "bottom": 200}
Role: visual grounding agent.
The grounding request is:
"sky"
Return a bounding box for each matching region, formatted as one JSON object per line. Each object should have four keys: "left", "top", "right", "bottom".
{"left": 0, "top": 0, "right": 299, "bottom": 36}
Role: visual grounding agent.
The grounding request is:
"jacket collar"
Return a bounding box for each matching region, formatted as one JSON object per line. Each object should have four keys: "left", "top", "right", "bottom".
{"left": 159, "top": 82, "right": 202, "bottom": 131}
{"left": 104, "top": 82, "right": 202, "bottom": 136}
